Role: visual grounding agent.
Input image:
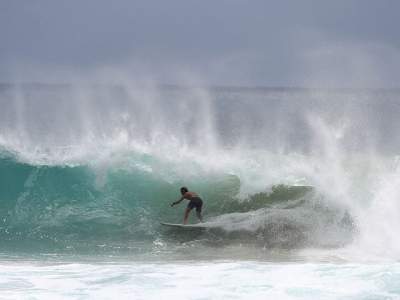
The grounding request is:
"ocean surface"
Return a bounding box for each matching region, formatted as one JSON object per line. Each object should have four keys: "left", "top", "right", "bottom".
{"left": 1, "top": 84, "right": 400, "bottom": 299}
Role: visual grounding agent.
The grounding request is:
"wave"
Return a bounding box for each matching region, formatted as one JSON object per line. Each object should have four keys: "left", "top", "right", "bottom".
{"left": 2, "top": 85, "right": 399, "bottom": 258}
{"left": 0, "top": 150, "right": 354, "bottom": 253}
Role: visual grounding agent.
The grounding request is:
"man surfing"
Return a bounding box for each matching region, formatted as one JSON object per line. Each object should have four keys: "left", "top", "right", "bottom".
{"left": 171, "top": 187, "right": 203, "bottom": 224}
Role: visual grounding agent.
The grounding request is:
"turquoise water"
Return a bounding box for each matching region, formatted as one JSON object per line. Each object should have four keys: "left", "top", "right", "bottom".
{"left": 0, "top": 153, "right": 353, "bottom": 255}
{"left": 1, "top": 85, "right": 400, "bottom": 299}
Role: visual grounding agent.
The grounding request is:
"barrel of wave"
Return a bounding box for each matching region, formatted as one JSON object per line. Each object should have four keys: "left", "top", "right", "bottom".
{"left": 0, "top": 153, "right": 243, "bottom": 242}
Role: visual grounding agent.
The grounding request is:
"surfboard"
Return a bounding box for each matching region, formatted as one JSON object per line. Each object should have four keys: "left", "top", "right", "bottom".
{"left": 160, "top": 222, "right": 208, "bottom": 229}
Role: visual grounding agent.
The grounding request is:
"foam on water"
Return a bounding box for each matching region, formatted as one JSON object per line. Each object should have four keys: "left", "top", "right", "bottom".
{"left": 1, "top": 260, "right": 400, "bottom": 299}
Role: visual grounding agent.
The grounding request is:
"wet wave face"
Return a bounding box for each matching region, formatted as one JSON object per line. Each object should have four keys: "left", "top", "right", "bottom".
{"left": 0, "top": 84, "right": 399, "bottom": 258}
{"left": 0, "top": 153, "right": 354, "bottom": 253}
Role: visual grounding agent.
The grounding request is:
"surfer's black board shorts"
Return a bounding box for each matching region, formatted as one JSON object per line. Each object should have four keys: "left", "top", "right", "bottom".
{"left": 187, "top": 197, "right": 203, "bottom": 212}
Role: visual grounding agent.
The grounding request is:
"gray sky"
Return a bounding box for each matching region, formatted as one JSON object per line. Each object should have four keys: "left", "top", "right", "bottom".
{"left": 1, "top": 0, "right": 399, "bottom": 87}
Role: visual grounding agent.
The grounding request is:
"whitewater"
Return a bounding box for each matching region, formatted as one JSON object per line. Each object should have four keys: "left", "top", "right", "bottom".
{"left": 1, "top": 83, "right": 400, "bottom": 299}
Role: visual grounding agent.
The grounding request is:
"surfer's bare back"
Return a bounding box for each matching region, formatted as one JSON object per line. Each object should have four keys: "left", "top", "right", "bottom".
{"left": 171, "top": 187, "right": 203, "bottom": 224}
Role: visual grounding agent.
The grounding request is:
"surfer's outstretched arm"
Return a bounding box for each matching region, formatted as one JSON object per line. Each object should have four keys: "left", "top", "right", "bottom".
{"left": 171, "top": 196, "right": 184, "bottom": 207}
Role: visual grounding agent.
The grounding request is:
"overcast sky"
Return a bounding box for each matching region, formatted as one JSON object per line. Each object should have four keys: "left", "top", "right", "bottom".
{"left": 1, "top": 0, "right": 399, "bottom": 87}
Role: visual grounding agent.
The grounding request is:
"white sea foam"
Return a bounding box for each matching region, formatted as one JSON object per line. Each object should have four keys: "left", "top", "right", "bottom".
{"left": 0, "top": 260, "right": 399, "bottom": 299}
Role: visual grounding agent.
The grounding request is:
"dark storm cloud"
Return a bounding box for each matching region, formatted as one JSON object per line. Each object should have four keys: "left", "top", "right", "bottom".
{"left": 0, "top": 0, "right": 399, "bottom": 86}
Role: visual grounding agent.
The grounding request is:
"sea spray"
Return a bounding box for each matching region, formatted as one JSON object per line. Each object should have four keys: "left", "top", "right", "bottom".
{"left": 0, "top": 84, "right": 399, "bottom": 259}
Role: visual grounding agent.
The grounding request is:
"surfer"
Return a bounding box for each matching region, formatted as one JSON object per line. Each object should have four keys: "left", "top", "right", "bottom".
{"left": 171, "top": 187, "right": 203, "bottom": 224}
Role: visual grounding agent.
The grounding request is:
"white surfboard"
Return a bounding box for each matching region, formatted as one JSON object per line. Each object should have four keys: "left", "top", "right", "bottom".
{"left": 160, "top": 222, "right": 208, "bottom": 229}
